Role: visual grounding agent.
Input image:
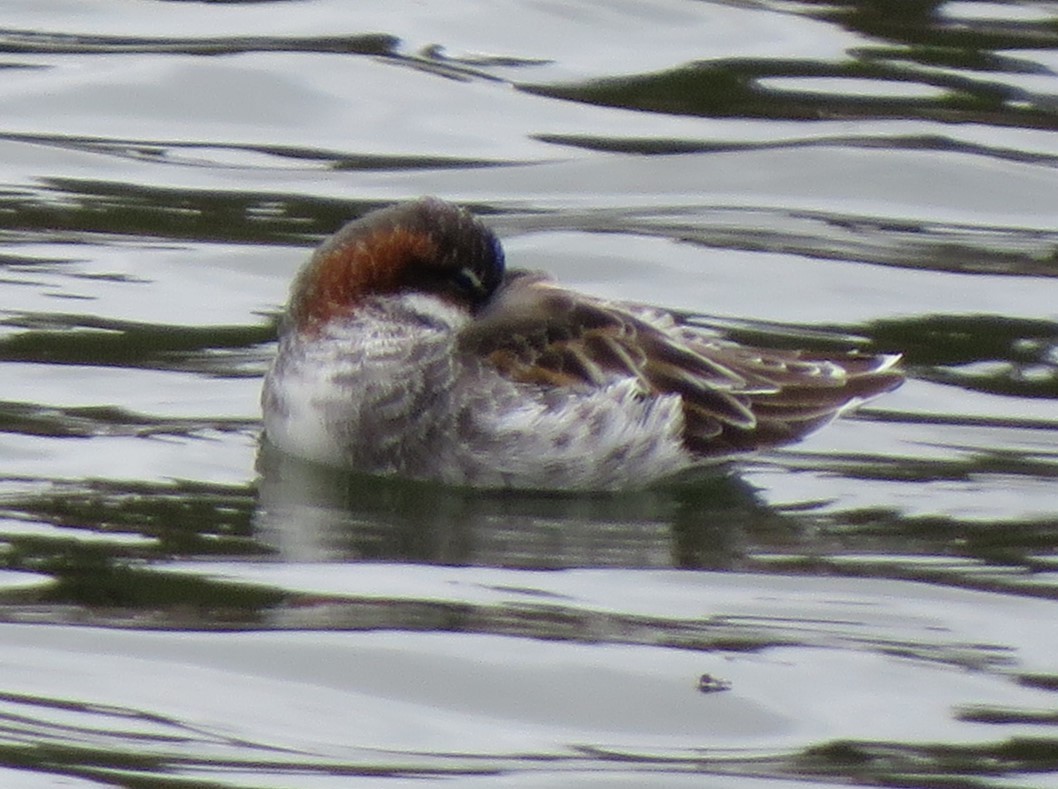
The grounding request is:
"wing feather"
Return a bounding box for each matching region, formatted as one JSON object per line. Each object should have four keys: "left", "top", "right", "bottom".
{"left": 458, "top": 271, "right": 902, "bottom": 457}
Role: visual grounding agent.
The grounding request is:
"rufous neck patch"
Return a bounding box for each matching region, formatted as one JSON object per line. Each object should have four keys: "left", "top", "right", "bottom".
{"left": 290, "top": 225, "right": 440, "bottom": 333}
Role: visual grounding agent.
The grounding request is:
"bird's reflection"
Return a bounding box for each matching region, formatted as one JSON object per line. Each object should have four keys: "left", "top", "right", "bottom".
{"left": 254, "top": 443, "right": 795, "bottom": 571}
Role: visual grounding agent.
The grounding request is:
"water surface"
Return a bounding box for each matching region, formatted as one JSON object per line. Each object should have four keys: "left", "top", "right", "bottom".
{"left": 1, "top": 1, "right": 1058, "bottom": 786}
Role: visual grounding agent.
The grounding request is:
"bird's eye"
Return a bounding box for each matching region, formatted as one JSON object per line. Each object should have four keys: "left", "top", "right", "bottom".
{"left": 452, "top": 267, "right": 485, "bottom": 297}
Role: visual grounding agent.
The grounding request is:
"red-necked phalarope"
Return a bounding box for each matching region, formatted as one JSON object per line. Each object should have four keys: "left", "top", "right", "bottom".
{"left": 262, "top": 197, "right": 902, "bottom": 490}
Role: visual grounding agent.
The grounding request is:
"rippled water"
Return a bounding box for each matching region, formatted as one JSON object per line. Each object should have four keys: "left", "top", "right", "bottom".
{"left": 2, "top": 1, "right": 1058, "bottom": 786}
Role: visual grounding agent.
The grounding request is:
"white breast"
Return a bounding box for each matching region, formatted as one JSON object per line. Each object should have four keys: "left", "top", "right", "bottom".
{"left": 262, "top": 293, "right": 695, "bottom": 489}
{"left": 262, "top": 294, "right": 467, "bottom": 469}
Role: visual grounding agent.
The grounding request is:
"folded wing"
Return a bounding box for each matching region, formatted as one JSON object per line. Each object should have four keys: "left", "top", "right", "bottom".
{"left": 457, "top": 271, "right": 903, "bottom": 458}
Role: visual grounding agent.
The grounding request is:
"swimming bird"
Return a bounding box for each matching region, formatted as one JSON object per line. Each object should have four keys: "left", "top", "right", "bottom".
{"left": 261, "top": 197, "right": 902, "bottom": 490}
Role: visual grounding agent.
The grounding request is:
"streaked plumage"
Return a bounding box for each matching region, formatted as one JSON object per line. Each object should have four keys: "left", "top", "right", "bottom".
{"left": 262, "top": 197, "right": 902, "bottom": 490}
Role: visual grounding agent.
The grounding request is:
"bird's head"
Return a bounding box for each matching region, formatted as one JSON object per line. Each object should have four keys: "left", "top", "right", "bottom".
{"left": 287, "top": 197, "right": 506, "bottom": 333}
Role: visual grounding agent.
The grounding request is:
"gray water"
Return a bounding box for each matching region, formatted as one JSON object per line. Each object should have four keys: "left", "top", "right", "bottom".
{"left": 2, "top": 1, "right": 1058, "bottom": 786}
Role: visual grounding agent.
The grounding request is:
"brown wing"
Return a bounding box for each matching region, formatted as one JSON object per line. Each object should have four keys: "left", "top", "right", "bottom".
{"left": 458, "top": 271, "right": 903, "bottom": 457}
